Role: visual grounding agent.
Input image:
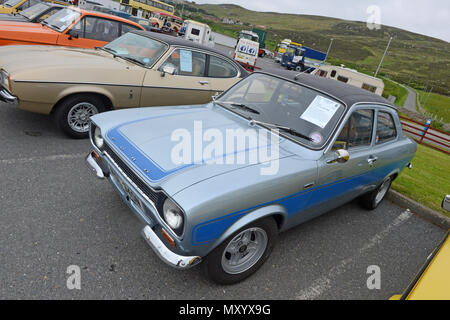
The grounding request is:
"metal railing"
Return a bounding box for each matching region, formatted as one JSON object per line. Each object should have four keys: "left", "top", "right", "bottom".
{"left": 400, "top": 116, "right": 450, "bottom": 155}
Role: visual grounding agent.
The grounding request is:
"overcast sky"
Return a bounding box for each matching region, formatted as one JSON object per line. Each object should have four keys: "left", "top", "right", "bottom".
{"left": 194, "top": 0, "right": 450, "bottom": 42}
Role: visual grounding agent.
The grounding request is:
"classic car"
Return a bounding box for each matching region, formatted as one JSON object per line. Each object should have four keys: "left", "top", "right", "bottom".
{"left": 0, "top": 6, "right": 144, "bottom": 47}
{"left": 0, "top": 2, "right": 63, "bottom": 23}
{"left": 85, "top": 70, "right": 417, "bottom": 284}
{"left": 391, "top": 196, "right": 450, "bottom": 300}
{"left": 0, "top": 30, "right": 247, "bottom": 138}
{"left": 0, "top": 0, "right": 66, "bottom": 14}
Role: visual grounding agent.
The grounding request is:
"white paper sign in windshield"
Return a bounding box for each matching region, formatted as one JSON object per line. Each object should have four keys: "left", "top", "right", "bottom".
{"left": 300, "top": 96, "right": 341, "bottom": 129}
{"left": 179, "top": 50, "right": 193, "bottom": 73}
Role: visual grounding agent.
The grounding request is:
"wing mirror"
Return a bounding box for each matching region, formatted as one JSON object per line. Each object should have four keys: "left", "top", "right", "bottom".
{"left": 442, "top": 195, "right": 450, "bottom": 212}
{"left": 161, "top": 65, "right": 176, "bottom": 77}
{"left": 67, "top": 29, "right": 79, "bottom": 40}
{"left": 327, "top": 149, "right": 350, "bottom": 164}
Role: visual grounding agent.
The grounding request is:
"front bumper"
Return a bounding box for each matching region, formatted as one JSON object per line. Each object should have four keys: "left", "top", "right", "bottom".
{"left": 85, "top": 150, "right": 202, "bottom": 269}
{"left": 0, "top": 88, "right": 17, "bottom": 103}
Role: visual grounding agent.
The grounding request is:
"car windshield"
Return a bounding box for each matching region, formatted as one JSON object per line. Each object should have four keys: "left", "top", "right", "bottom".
{"left": 102, "top": 32, "right": 168, "bottom": 67}
{"left": 3, "top": 0, "right": 22, "bottom": 7}
{"left": 217, "top": 73, "right": 346, "bottom": 149}
{"left": 19, "top": 3, "right": 48, "bottom": 20}
{"left": 41, "top": 8, "right": 81, "bottom": 32}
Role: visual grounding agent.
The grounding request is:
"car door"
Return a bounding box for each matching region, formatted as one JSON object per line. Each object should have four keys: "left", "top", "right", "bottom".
{"left": 140, "top": 47, "right": 212, "bottom": 107}
{"left": 206, "top": 54, "right": 242, "bottom": 97}
{"left": 310, "top": 106, "right": 378, "bottom": 213}
{"left": 57, "top": 15, "right": 120, "bottom": 48}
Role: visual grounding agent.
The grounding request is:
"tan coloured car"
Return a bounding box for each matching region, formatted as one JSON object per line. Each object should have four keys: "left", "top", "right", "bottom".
{"left": 0, "top": 30, "right": 248, "bottom": 138}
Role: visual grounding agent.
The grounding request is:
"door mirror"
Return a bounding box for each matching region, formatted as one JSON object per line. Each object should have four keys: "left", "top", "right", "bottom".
{"left": 442, "top": 195, "right": 450, "bottom": 212}
{"left": 327, "top": 149, "right": 350, "bottom": 164}
{"left": 67, "top": 29, "right": 79, "bottom": 40}
{"left": 161, "top": 65, "right": 176, "bottom": 77}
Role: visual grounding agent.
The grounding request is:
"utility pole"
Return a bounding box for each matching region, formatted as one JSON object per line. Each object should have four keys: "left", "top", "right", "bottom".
{"left": 423, "top": 86, "right": 433, "bottom": 108}
{"left": 325, "top": 38, "right": 334, "bottom": 62}
{"left": 374, "top": 36, "right": 393, "bottom": 78}
{"left": 180, "top": 2, "right": 185, "bottom": 19}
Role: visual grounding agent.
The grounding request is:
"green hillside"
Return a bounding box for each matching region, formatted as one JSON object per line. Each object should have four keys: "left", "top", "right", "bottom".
{"left": 175, "top": 3, "right": 450, "bottom": 97}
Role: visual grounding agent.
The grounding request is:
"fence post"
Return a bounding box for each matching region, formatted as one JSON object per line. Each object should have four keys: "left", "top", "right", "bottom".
{"left": 420, "top": 119, "right": 432, "bottom": 144}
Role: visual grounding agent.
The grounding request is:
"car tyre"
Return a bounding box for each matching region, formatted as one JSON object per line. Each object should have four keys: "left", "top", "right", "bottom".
{"left": 202, "top": 217, "right": 278, "bottom": 285}
{"left": 54, "top": 94, "right": 105, "bottom": 139}
{"left": 359, "top": 176, "right": 393, "bottom": 210}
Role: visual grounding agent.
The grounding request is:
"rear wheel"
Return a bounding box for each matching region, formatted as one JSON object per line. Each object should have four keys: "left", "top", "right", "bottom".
{"left": 359, "top": 177, "right": 392, "bottom": 210}
{"left": 203, "top": 217, "right": 278, "bottom": 285}
{"left": 54, "top": 94, "right": 105, "bottom": 139}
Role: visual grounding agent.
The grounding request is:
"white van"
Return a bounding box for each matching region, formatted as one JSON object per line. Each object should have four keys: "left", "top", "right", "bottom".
{"left": 233, "top": 30, "right": 259, "bottom": 70}
{"left": 312, "top": 65, "right": 384, "bottom": 96}
{"left": 180, "top": 20, "right": 214, "bottom": 47}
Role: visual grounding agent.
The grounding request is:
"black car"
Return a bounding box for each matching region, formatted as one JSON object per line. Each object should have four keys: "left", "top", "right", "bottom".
{"left": 0, "top": 2, "right": 63, "bottom": 23}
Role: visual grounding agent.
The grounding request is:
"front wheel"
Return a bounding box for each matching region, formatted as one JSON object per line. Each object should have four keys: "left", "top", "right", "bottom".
{"left": 359, "top": 177, "right": 393, "bottom": 210}
{"left": 203, "top": 217, "right": 278, "bottom": 285}
{"left": 54, "top": 94, "right": 105, "bottom": 139}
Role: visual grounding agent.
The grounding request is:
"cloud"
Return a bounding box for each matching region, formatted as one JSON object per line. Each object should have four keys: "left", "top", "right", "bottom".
{"left": 193, "top": 0, "right": 450, "bottom": 41}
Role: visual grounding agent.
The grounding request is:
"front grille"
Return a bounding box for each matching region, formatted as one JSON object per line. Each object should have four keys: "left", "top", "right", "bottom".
{"left": 104, "top": 143, "right": 166, "bottom": 212}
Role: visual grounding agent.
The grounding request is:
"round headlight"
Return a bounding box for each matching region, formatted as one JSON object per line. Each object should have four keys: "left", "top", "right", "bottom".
{"left": 163, "top": 198, "right": 183, "bottom": 230}
{"left": 94, "top": 126, "right": 104, "bottom": 149}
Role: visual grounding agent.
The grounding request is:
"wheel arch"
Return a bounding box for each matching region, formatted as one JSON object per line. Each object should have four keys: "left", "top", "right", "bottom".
{"left": 50, "top": 88, "right": 114, "bottom": 115}
{"left": 206, "top": 204, "right": 287, "bottom": 256}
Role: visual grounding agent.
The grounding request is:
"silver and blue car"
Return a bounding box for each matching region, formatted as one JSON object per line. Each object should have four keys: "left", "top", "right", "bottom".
{"left": 86, "top": 71, "right": 417, "bottom": 284}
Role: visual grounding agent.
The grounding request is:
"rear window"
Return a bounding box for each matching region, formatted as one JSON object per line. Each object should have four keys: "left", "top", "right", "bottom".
{"left": 376, "top": 111, "right": 397, "bottom": 144}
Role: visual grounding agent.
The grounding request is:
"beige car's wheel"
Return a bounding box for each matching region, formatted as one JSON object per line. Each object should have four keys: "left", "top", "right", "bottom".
{"left": 54, "top": 94, "right": 105, "bottom": 139}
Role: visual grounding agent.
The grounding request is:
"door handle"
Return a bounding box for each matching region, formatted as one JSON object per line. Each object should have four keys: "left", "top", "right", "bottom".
{"left": 367, "top": 156, "right": 378, "bottom": 166}
{"left": 198, "top": 81, "right": 209, "bottom": 85}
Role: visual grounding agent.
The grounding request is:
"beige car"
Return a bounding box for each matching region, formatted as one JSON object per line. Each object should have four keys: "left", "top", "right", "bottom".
{"left": 0, "top": 31, "right": 247, "bottom": 138}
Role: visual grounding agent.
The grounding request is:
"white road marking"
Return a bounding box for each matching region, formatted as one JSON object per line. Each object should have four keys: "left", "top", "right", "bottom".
{"left": 0, "top": 153, "right": 85, "bottom": 165}
{"left": 295, "top": 209, "right": 413, "bottom": 300}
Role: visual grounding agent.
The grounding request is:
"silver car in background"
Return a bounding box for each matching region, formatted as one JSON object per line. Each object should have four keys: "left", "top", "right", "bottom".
{"left": 86, "top": 71, "right": 417, "bottom": 284}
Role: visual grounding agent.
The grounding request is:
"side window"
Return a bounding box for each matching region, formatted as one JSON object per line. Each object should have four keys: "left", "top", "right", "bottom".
{"left": 83, "top": 17, "right": 120, "bottom": 42}
{"left": 362, "top": 83, "right": 377, "bottom": 93}
{"left": 208, "top": 55, "right": 238, "bottom": 78}
{"left": 159, "top": 49, "right": 206, "bottom": 77}
{"left": 333, "top": 109, "right": 374, "bottom": 150}
{"left": 337, "top": 75, "right": 349, "bottom": 83}
{"left": 69, "top": 18, "right": 85, "bottom": 38}
{"left": 376, "top": 111, "right": 397, "bottom": 144}
{"left": 330, "top": 70, "right": 337, "bottom": 78}
{"left": 121, "top": 23, "right": 142, "bottom": 35}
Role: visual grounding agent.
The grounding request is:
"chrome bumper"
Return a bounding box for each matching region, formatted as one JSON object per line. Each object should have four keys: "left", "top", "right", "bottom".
{"left": 86, "top": 151, "right": 202, "bottom": 269}
{"left": 0, "top": 88, "right": 17, "bottom": 103}
{"left": 142, "top": 226, "right": 201, "bottom": 269}
{"left": 85, "top": 152, "right": 105, "bottom": 179}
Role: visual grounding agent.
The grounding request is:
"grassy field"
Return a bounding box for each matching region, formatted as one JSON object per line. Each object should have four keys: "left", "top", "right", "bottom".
{"left": 392, "top": 144, "right": 450, "bottom": 217}
{"left": 177, "top": 3, "right": 450, "bottom": 97}
{"left": 417, "top": 91, "right": 450, "bottom": 124}
{"left": 380, "top": 77, "right": 409, "bottom": 107}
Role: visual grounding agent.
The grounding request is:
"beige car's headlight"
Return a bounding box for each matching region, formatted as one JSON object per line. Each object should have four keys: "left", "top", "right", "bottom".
{"left": 0, "top": 70, "right": 11, "bottom": 91}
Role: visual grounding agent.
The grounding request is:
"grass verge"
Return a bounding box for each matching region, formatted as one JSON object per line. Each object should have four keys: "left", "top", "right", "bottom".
{"left": 417, "top": 91, "right": 450, "bottom": 124}
{"left": 392, "top": 144, "right": 450, "bottom": 217}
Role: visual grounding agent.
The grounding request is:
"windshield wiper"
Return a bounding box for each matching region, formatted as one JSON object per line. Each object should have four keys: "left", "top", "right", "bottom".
{"left": 120, "top": 56, "right": 145, "bottom": 66}
{"left": 220, "top": 102, "right": 260, "bottom": 115}
{"left": 99, "top": 47, "right": 118, "bottom": 58}
{"left": 249, "top": 119, "right": 313, "bottom": 141}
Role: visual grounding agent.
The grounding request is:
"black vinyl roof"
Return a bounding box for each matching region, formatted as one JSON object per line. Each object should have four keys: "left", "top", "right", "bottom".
{"left": 258, "top": 69, "right": 394, "bottom": 108}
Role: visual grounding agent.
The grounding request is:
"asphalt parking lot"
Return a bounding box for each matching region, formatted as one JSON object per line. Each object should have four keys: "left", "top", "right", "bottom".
{"left": 0, "top": 54, "right": 447, "bottom": 300}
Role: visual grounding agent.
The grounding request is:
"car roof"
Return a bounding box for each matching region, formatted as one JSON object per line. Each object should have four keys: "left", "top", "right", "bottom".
{"left": 259, "top": 69, "right": 394, "bottom": 109}
{"left": 129, "top": 30, "right": 249, "bottom": 77}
